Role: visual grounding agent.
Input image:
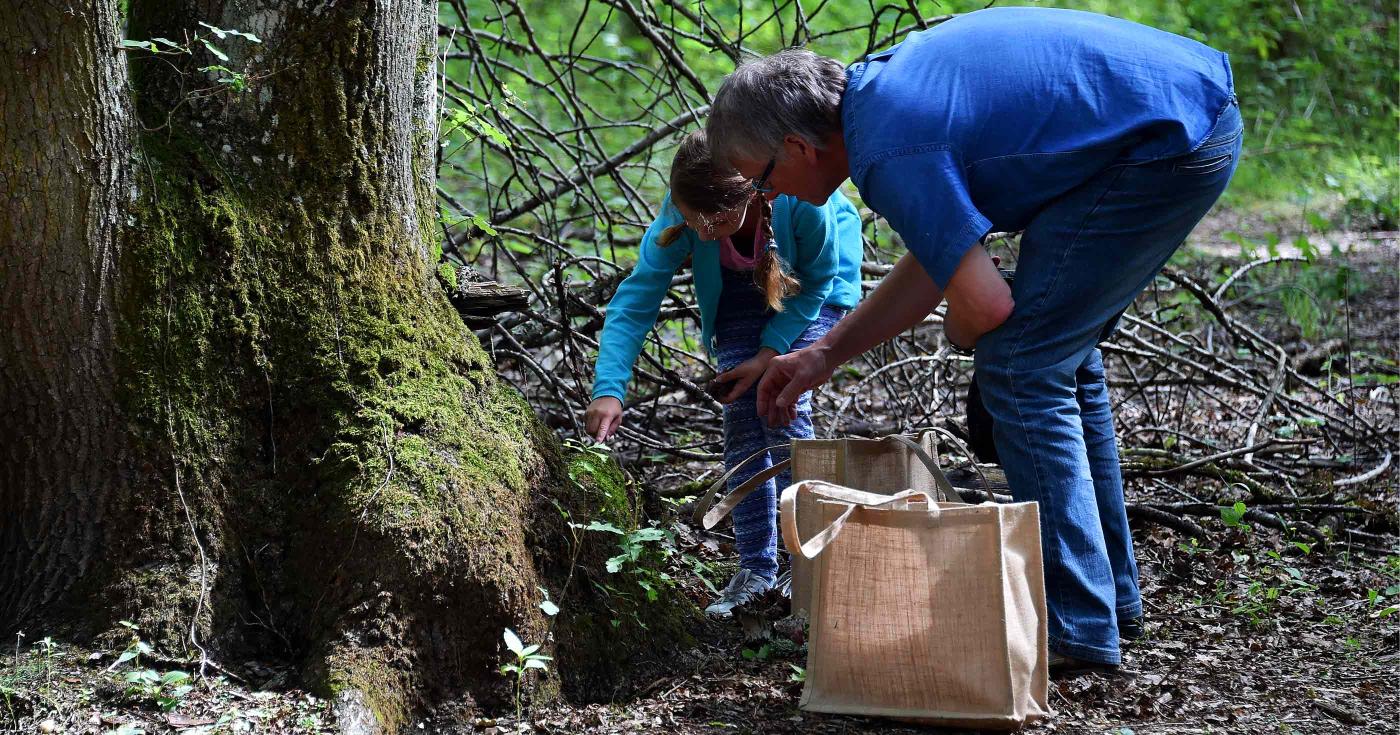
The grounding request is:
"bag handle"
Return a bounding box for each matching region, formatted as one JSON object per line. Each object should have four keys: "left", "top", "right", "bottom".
{"left": 905, "top": 426, "right": 996, "bottom": 500}
{"left": 780, "top": 482, "right": 943, "bottom": 560}
{"left": 691, "top": 443, "right": 792, "bottom": 528}
{"left": 880, "top": 432, "right": 960, "bottom": 501}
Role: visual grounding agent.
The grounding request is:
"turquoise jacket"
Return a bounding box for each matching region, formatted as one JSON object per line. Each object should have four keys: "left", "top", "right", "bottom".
{"left": 592, "top": 190, "right": 864, "bottom": 402}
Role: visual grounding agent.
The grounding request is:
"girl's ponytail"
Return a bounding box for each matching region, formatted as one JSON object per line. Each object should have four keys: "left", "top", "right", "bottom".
{"left": 753, "top": 195, "right": 801, "bottom": 311}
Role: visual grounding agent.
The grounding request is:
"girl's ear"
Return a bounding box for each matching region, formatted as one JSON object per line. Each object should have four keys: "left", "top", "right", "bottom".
{"left": 783, "top": 134, "right": 819, "bottom": 164}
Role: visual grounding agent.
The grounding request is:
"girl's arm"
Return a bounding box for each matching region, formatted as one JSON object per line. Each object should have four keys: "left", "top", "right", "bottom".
{"left": 591, "top": 206, "right": 692, "bottom": 404}
{"left": 756, "top": 194, "right": 858, "bottom": 353}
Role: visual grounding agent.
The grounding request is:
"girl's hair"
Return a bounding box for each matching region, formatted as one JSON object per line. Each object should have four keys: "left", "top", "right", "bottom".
{"left": 659, "top": 130, "right": 800, "bottom": 312}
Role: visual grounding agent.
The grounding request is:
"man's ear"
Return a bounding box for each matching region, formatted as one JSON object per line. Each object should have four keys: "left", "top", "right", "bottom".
{"left": 783, "top": 134, "right": 819, "bottom": 164}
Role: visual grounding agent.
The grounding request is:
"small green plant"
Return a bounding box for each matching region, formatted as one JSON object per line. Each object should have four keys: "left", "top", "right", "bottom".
{"left": 1219, "top": 501, "right": 1251, "bottom": 530}
{"left": 124, "top": 668, "right": 193, "bottom": 712}
{"left": 499, "top": 628, "right": 550, "bottom": 719}
{"left": 788, "top": 663, "right": 806, "bottom": 682}
{"left": 740, "top": 644, "right": 772, "bottom": 661}
{"left": 111, "top": 621, "right": 193, "bottom": 712}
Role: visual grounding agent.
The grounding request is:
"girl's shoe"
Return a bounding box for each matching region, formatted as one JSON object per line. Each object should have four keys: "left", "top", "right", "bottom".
{"left": 705, "top": 569, "right": 774, "bottom": 618}
{"left": 774, "top": 569, "right": 792, "bottom": 598}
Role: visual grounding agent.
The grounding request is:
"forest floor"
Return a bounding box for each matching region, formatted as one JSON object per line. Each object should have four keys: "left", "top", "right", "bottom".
{"left": 3, "top": 226, "right": 1396, "bottom": 735}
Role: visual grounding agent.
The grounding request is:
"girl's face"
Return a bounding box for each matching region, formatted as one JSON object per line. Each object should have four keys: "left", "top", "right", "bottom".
{"left": 675, "top": 198, "right": 749, "bottom": 241}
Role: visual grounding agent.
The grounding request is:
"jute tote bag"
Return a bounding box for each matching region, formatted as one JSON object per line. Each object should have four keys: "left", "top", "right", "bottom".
{"left": 781, "top": 481, "right": 1050, "bottom": 730}
{"left": 692, "top": 432, "right": 957, "bottom": 614}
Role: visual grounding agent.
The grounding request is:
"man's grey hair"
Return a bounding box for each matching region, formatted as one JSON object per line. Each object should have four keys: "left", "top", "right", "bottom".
{"left": 707, "top": 48, "right": 847, "bottom": 164}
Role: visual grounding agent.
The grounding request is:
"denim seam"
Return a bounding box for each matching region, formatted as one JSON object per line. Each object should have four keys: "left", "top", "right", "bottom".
{"left": 1049, "top": 635, "right": 1121, "bottom": 665}
{"left": 1008, "top": 165, "right": 1129, "bottom": 654}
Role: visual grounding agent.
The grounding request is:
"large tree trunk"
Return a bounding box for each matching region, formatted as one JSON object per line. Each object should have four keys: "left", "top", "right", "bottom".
{"left": 2, "top": 2, "right": 693, "bottom": 732}
{"left": 0, "top": 0, "right": 134, "bottom": 621}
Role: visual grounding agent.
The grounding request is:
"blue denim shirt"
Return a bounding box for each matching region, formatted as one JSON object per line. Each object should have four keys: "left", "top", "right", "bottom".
{"left": 844, "top": 7, "right": 1236, "bottom": 288}
{"left": 591, "top": 191, "right": 863, "bottom": 402}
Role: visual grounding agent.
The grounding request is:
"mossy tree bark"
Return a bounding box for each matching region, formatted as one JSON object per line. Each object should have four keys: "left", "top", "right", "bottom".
{"left": 2, "top": 3, "right": 692, "bottom": 733}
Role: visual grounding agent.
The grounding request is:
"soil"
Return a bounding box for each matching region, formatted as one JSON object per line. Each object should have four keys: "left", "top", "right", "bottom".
{"left": 3, "top": 223, "right": 1395, "bottom": 735}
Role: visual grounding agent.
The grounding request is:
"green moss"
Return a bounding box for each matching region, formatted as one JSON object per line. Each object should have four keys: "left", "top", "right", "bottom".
{"left": 564, "top": 446, "right": 633, "bottom": 530}
{"left": 436, "top": 262, "right": 458, "bottom": 290}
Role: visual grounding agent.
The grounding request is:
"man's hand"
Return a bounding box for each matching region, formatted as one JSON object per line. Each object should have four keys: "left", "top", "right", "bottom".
{"left": 712, "top": 347, "right": 778, "bottom": 404}
{"left": 756, "top": 344, "right": 835, "bottom": 427}
{"left": 584, "top": 396, "right": 623, "bottom": 443}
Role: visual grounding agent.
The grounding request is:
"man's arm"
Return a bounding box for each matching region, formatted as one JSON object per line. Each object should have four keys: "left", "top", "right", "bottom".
{"left": 756, "top": 251, "right": 940, "bottom": 424}
{"left": 756, "top": 243, "right": 1013, "bottom": 425}
{"left": 942, "top": 245, "right": 1014, "bottom": 350}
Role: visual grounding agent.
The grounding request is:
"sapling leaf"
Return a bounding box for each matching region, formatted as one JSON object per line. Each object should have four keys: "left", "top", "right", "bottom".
{"left": 539, "top": 599, "right": 560, "bottom": 616}
{"left": 520, "top": 644, "right": 540, "bottom": 656}
{"left": 502, "top": 628, "right": 524, "bottom": 656}
{"left": 524, "top": 658, "right": 547, "bottom": 670}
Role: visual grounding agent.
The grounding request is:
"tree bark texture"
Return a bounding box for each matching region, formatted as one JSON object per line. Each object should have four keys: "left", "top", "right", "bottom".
{"left": 2, "top": 2, "right": 695, "bottom": 732}
{"left": 0, "top": 0, "right": 134, "bottom": 623}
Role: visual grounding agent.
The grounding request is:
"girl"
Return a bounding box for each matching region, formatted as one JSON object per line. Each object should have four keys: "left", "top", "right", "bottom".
{"left": 585, "top": 130, "right": 863, "bottom": 617}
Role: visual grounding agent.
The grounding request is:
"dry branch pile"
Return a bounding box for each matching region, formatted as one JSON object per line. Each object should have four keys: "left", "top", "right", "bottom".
{"left": 434, "top": 2, "right": 1397, "bottom": 548}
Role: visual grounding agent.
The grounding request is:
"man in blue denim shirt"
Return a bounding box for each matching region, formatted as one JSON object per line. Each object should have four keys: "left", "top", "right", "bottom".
{"left": 709, "top": 7, "right": 1242, "bottom": 673}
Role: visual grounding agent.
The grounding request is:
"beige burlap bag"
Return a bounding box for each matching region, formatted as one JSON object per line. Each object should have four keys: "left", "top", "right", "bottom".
{"left": 781, "top": 481, "right": 1050, "bottom": 730}
{"left": 692, "top": 432, "right": 957, "bottom": 614}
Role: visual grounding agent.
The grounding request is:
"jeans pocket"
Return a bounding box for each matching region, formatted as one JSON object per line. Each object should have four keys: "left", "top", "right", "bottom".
{"left": 1172, "top": 150, "right": 1234, "bottom": 176}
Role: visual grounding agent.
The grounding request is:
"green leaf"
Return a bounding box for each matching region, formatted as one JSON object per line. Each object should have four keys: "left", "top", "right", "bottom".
{"left": 197, "top": 21, "right": 228, "bottom": 39}
{"left": 524, "top": 658, "right": 548, "bottom": 670}
{"left": 469, "top": 212, "right": 496, "bottom": 236}
{"left": 119, "top": 39, "right": 153, "bottom": 50}
{"left": 539, "top": 599, "right": 560, "bottom": 616}
{"left": 200, "top": 39, "right": 229, "bottom": 61}
{"left": 229, "top": 29, "right": 262, "bottom": 43}
{"left": 116, "top": 650, "right": 137, "bottom": 665}
{"left": 502, "top": 628, "right": 524, "bottom": 656}
{"left": 520, "top": 644, "right": 540, "bottom": 656}
{"left": 161, "top": 670, "right": 191, "bottom": 685}
{"left": 585, "top": 520, "right": 625, "bottom": 535}
{"left": 605, "top": 555, "right": 625, "bottom": 573}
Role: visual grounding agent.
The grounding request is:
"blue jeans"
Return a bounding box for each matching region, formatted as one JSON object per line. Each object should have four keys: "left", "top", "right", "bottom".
{"left": 975, "top": 101, "right": 1242, "bottom": 664}
{"left": 716, "top": 268, "right": 845, "bottom": 580}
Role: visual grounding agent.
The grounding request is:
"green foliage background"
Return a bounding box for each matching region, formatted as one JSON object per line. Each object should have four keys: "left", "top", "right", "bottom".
{"left": 442, "top": 0, "right": 1397, "bottom": 244}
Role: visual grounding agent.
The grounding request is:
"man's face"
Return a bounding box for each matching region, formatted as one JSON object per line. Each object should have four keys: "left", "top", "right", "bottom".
{"left": 730, "top": 136, "right": 840, "bottom": 204}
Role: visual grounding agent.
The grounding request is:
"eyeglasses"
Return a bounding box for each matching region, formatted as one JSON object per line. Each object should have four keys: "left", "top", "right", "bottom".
{"left": 750, "top": 156, "right": 776, "bottom": 194}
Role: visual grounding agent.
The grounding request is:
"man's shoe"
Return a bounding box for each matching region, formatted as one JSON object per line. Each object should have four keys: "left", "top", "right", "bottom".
{"left": 1119, "top": 615, "right": 1144, "bottom": 641}
{"left": 705, "top": 569, "right": 774, "bottom": 618}
{"left": 1048, "top": 651, "right": 1120, "bottom": 678}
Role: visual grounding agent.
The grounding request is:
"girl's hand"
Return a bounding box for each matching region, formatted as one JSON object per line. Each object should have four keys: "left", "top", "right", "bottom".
{"left": 713, "top": 348, "right": 778, "bottom": 404}
{"left": 585, "top": 396, "right": 623, "bottom": 443}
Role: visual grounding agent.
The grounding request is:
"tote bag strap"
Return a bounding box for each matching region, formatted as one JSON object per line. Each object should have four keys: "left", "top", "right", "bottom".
{"left": 691, "top": 443, "right": 793, "bottom": 528}
{"left": 780, "top": 482, "right": 943, "bottom": 560}
{"left": 881, "top": 432, "right": 960, "bottom": 501}
{"left": 896, "top": 427, "right": 998, "bottom": 500}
